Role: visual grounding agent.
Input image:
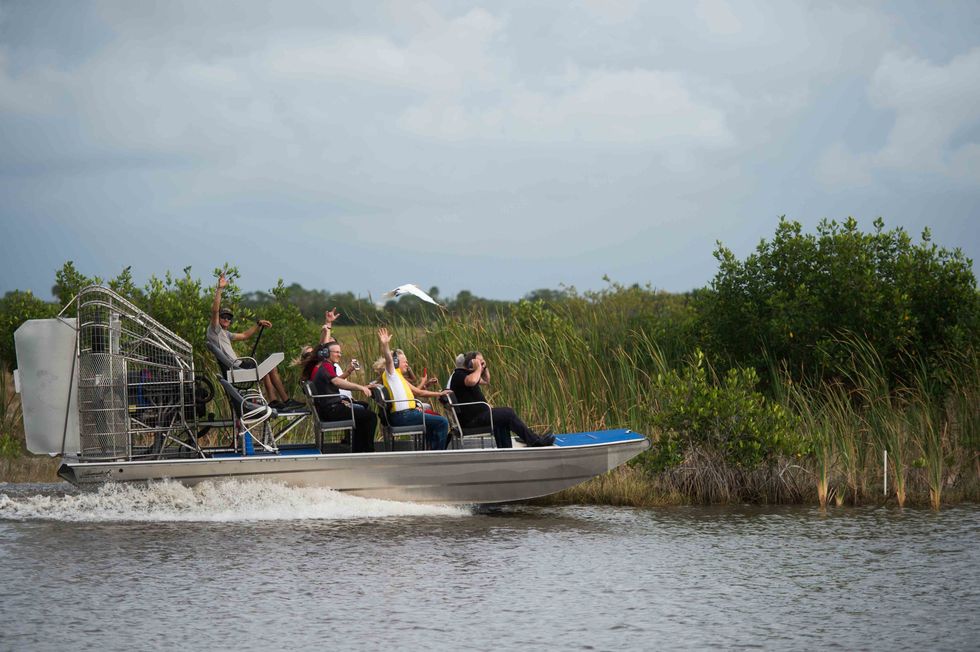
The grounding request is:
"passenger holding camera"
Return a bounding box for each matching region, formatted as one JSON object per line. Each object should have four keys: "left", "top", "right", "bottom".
{"left": 304, "top": 340, "right": 378, "bottom": 453}
{"left": 317, "top": 307, "right": 361, "bottom": 399}
{"left": 448, "top": 351, "right": 555, "bottom": 448}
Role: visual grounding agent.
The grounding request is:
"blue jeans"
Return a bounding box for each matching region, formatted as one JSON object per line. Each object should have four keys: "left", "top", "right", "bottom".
{"left": 389, "top": 408, "right": 450, "bottom": 450}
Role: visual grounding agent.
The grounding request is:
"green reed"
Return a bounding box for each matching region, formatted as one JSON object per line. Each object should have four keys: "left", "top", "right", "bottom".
{"left": 771, "top": 336, "right": 979, "bottom": 508}
{"left": 3, "top": 296, "right": 976, "bottom": 505}
{"left": 0, "top": 367, "right": 24, "bottom": 460}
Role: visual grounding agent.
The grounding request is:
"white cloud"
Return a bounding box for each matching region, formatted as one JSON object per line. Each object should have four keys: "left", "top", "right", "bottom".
{"left": 694, "top": 0, "right": 744, "bottom": 36}
{"left": 815, "top": 143, "right": 873, "bottom": 189}
{"left": 582, "top": 0, "right": 641, "bottom": 25}
{"left": 261, "top": 8, "right": 507, "bottom": 94}
{"left": 817, "top": 47, "right": 980, "bottom": 186}
{"left": 0, "top": 53, "right": 73, "bottom": 115}
{"left": 399, "top": 68, "right": 733, "bottom": 147}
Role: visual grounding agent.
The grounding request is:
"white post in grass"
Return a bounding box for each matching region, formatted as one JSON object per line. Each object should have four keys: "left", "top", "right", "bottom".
{"left": 883, "top": 450, "right": 888, "bottom": 496}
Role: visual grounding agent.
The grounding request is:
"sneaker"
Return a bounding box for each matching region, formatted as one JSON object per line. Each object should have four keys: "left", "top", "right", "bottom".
{"left": 286, "top": 399, "right": 306, "bottom": 409}
{"left": 268, "top": 400, "right": 285, "bottom": 410}
{"left": 530, "top": 434, "right": 556, "bottom": 447}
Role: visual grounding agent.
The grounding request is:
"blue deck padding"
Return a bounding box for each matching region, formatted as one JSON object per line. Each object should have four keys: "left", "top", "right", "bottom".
{"left": 553, "top": 428, "right": 646, "bottom": 447}
{"left": 279, "top": 447, "right": 322, "bottom": 456}
{"left": 211, "top": 447, "right": 322, "bottom": 458}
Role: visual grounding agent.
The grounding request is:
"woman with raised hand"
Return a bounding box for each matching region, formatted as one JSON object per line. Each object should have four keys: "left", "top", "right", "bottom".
{"left": 376, "top": 328, "right": 452, "bottom": 450}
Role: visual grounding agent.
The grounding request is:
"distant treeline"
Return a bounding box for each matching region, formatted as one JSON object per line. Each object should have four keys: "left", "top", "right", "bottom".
{"left": 239, "top": 284, "right": 569, "bottom": 324}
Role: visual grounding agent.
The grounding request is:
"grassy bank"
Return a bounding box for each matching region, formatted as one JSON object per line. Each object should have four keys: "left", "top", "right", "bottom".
{"left": 0, "top": 456, "right": 60, "bottom": 484}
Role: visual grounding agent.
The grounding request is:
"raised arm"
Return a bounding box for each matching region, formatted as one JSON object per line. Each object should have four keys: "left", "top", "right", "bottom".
{"left": 320, "top": 307, "right": 340, "bottom": 345}
{"left": 377, "top": 328, "right": 396, "bottom": 375}
{"left": 464, "top": 358, "right": 485, "bottom": 387}
{"left": 210, "top": 273, "right": 227, "bottom": 327}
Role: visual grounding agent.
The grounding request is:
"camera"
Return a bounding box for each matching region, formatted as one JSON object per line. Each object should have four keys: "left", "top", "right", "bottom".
{"left": 351, "top": 358, "right": 361, "bottom": 370}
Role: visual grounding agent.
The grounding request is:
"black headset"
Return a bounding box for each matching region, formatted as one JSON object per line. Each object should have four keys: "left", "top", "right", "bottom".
{"left": 317, "top": 345, "right": 333, "bottom": 361}
{"left": 392, "top": 351, "right": 400, "bottom": 367}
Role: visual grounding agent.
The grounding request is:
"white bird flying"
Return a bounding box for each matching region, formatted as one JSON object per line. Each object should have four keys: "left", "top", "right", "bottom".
{"left": 382, "top": 284, "right": 444, "bottom": 307}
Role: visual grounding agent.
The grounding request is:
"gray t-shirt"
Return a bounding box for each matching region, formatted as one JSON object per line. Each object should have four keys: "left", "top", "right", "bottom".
{"left": 206, "top": 322, "right": 239, "bottom": 367}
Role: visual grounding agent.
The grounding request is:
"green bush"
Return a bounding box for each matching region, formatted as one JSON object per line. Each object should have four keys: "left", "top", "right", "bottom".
{"left": 696, "top": 217, "right": 979, "bottom": 385}
{"left": 0, "top": 433, "right": 21, "bottom": 459}
{"left": 640, "top": 350, "right": 799, "bottom": 472}
{"left": 0, "top": 290, "right": 58, "bottom": 366}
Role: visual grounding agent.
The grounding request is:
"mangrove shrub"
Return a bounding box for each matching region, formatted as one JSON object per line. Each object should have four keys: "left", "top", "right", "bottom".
{"left": 640, "top": 350, "right": 799, "bottom": 473}
{"left": 696, "top": 217, "right": 979, "bottom": 384}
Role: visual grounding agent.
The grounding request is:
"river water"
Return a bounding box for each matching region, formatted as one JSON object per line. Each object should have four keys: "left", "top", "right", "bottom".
{"left": 1, "top": 481, "right": 977, "bottom": 651}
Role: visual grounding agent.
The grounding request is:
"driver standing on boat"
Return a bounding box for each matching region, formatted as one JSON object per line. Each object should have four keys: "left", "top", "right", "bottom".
{"left": 208, "top": 273, "right": 302, "bottom": 410}
{"left": 448, "top": 351, "right": 555, "bottom": 448}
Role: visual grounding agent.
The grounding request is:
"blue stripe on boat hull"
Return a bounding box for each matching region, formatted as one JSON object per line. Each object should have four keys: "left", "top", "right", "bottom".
{"left": 553, "top": 428, "right": 644, "bottom": 447}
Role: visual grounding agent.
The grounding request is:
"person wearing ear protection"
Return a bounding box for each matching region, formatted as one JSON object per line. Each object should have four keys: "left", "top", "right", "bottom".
{"left": 448, "top": 351, "right": 555, "bottom": 448}
{"left": 299, "top": 307, "right": 358, "bottom": 398}
{"left": 376, "top": 328, "right": 452, "bottom": 450}
{"left": 305, "top": 341, "right": 379, "bottom": 453}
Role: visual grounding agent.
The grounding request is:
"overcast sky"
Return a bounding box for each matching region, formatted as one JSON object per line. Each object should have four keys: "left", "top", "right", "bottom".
{"left": 1, "top": 0, "right": 977, "bottom": 301}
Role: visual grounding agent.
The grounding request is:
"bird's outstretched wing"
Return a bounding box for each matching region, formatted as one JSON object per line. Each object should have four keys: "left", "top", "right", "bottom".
{"left": 382, "top": 283, "right": 443, "bottom": 307}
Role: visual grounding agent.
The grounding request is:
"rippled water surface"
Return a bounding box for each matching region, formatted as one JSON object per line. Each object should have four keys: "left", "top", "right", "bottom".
{"left": 1, "top": 481, "right": 977, "bottom": 651}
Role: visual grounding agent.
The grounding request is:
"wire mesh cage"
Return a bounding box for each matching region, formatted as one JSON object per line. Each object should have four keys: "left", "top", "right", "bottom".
{"left": 75, "top": 286, "right": 197, "bottom": 460}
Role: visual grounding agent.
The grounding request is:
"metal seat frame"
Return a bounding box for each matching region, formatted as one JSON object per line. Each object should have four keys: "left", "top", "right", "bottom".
{"left": 206, "top": 340, "right": 262, "bottom": 386}
{"left": 439, "top": 390, "right": 496, "bottom": 449}
{"left": 301, "top": 381, "right": 357, "bottom": 453}
{"left": 371, "top": 386, "right": 427, "bottom": 451}
{"left": 216, "top": 377, "right": 278, "bottom": 454}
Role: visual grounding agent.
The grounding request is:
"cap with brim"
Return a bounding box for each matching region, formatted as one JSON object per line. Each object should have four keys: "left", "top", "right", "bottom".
{"left": 219, "top": 310, "right": 234, "bottom": 320}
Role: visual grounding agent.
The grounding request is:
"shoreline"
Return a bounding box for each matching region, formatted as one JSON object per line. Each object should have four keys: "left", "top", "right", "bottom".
{"left": 3, "top": 455, "right": 976, "bottom": 508}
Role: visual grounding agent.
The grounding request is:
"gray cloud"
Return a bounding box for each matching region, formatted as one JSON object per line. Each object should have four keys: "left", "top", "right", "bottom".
{"left": 1, "top": 1, "right": 977, "bottom": 301}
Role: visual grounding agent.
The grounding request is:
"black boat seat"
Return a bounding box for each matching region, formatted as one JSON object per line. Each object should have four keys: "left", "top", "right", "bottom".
{"left": 301, "top": 381, "right": 356, "bottom": 453}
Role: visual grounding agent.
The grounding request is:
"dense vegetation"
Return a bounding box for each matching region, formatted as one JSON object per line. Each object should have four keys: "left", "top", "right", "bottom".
{"left": 2, "top": 218, "right": 978, "bottom": 507}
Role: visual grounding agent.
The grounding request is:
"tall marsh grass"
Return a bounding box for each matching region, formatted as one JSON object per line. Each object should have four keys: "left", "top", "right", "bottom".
{"left": 774, "top": 337, "right": 978, "bottom": 508}
{"left": 0, "top": 367, "right": 60, "bottom": 482}
{"left": 1, "top": 368, "right": 24, "bottom": 460}
{"left": 350, "top": 302, "right": 978, "bottom": 508}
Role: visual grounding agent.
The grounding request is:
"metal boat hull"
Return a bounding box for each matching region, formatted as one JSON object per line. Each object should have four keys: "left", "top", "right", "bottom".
{"left": 58, "top": 430, "right": 650, "bottom": 504}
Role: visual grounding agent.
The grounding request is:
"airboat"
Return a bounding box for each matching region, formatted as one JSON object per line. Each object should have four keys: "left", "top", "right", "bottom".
{"left": 12, "top": 286, "right": 649, "bottom": 504}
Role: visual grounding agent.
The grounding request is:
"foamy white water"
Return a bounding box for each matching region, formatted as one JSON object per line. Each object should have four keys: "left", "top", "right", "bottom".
{"left": 0, "top": 480, "right": 468, "bottom": 522}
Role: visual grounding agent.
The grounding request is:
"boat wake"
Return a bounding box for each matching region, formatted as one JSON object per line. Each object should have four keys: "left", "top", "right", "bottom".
{"left": 0, "top": 480, "right": 469, "bottom": 523}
